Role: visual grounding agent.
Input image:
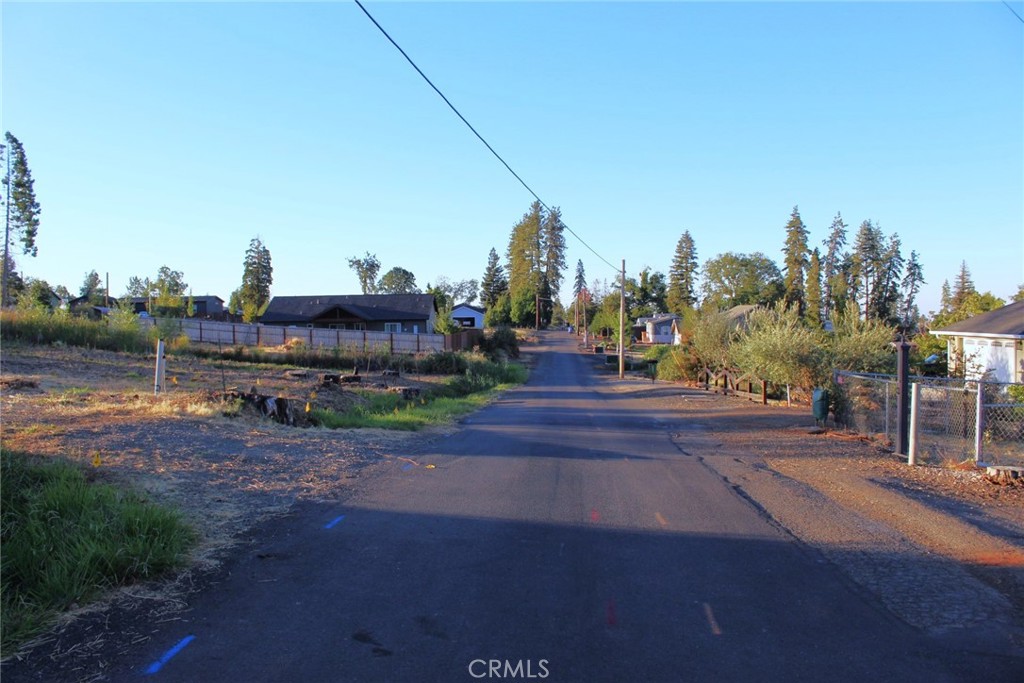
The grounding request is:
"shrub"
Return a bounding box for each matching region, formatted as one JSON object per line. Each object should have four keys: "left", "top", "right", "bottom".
{"left": 479, "top": 326, "right": 520, "bottom": 361}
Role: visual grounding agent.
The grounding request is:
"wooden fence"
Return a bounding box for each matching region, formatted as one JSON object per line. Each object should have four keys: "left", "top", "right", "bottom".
{"left": 140, "top": 318, "right": 480, "bottom": 355}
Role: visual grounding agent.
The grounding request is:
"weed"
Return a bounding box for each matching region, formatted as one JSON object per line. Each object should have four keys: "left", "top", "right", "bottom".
{"left": 0, "top": 450, "right": 195, "bottom": 652}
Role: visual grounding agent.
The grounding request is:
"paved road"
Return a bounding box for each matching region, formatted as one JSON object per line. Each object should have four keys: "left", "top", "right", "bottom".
{"left": 118, "top": 332, "right": 1007, "bottom": 682}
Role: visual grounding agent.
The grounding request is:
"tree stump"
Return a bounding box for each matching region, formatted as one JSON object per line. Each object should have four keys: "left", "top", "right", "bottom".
{"left": 985, "top": 466, "right": 1024, "bottom": 486}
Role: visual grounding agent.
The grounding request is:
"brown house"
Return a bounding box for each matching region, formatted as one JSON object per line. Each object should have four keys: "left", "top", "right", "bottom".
{"left": 259, "top": 294, "right": 438, "bottom": 334}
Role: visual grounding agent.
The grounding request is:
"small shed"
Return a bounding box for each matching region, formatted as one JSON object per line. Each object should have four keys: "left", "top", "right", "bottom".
{"left": 451, "top": 303, "right": 485, "bottom": 329}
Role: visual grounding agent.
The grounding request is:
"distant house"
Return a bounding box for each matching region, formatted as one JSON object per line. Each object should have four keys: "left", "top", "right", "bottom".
{"left": 129, "top": 295, "right": 225, "bottom": 318}
{"left": 451, "top": 303, "right": 485, "bottom": 329}
{"left": 634, "top": 315, "right": 681, "bottom": 344}
{"left": 930, "top": 301, "right": 1024, "bottom": 383}
{"left": 260, "top": 294, "right": 438, "bottom": 334}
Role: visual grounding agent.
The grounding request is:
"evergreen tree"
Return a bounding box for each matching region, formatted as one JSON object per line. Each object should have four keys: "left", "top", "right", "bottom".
{"left": 573, "top": 260, "right": 587, "bottom": 299}
{"left": 347, "top": 252, "right": 381, "bottom": 295}
{"left": 821, "top": 212, "right": 848, "bottom": 320}
{"left": 3, "top": 132, "right": 41, "bottom": 306}
{"left": 541, "top": 206, "right": 567, "bottom": 302}
{"left": 869, "top": 233, "right": 903, "bottom": 324}
{"left": 239, "top": 237, "right": 273, "bottom": 322}
{"left": 899, "top": 249, "right": 925, "bottom": 332}
{"left": 667, "top": 230, "right": 699, "bottom": 313}
{"left": 506, "top": 202, "right": 543, "bottom": 300}
{"left": 850, "top": 220, "right": 883, "bottom": 318}
{"left": 805, "top": 248, "right": 823, "bottom": 327}
{"left": 781, "top": 206, "right": 810, "bottom": 316}
{"left": 480, "top": 247, "right": 508, "bottom": 308}
{"left": 951, "top": 261, "right": 976, "bottom": 310}
{"left": 939, "top": 280, "right": 952, "bottom": 314}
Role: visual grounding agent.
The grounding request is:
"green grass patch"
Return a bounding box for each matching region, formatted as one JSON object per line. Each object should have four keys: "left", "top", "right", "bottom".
{"left": 310, "top": 361, "right": 526, "bottom": 431}
{"left": 310, "top": 388, "right": 503, "bottom": 431}
{"left": 0, "top": 450, "right": 196, "bottom": 654}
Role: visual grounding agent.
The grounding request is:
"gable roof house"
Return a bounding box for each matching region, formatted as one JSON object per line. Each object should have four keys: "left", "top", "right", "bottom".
{"left": 634, "top": 314, "right": 681, "bottom": 344}
{"left": 451, "top": 303, "right": 485, "bottom": 329}
{"left": 930, "top": 301, "right": 1024, "bottom": 383}
{"left": 129, "top": 295, "right": 225, "bottom": 318}
{"left": 260, "top": 294, "right": 438, "bottom": 334}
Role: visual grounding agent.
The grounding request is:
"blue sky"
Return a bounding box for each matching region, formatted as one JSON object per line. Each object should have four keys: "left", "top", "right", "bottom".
{"left": 2, "top": 1, "right": 1021, "bottom": 316}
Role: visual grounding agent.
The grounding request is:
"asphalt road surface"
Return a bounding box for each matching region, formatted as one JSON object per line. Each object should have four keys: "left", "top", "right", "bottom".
{"left": 116, "top": 332, "right": 1011, "bottom": 682}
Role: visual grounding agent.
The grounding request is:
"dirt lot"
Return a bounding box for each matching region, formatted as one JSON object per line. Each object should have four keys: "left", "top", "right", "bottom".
{"left": 2, "top": 342, "right": 1023, "bottom": 674}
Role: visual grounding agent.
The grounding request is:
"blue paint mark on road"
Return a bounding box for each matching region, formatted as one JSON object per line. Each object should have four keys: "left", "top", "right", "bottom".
{"left": 401, "top": 463, "right": 414, "bottom": 471}
{"left": 325, "top": 515, "right": 346, "bottom": 529}
{"left": 144, "top": 635, "right": 195, "bottom": 675}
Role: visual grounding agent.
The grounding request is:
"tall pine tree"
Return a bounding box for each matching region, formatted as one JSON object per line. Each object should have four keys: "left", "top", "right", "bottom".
{"left": 899, "top": 250, "right": 925, "bottom": 333}
{"left": 951, "top": 261, "right": 976, "bottom": 310}
{"left": 3, "top": 132, "right": 41, "bottom": 306}
{"left": 821, "top": 212, "right": 848, "bottom": 320}
{"left": 805, "top": 248, "right": 823, "bottom": 327}
{"left": 479, "top": 247, "right": 508, "bottom": 309}
{"left": 667, "top": 230, "right": 699, "bottom": 314}
{"left": 781, "top": 206, "right": 810, "bottom": 316}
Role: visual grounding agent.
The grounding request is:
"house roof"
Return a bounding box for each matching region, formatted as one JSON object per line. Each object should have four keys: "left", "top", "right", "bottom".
{"left": 931, "top": 301, "right": 1024, "bottom": 339}
{"left": 452, "top": 303, "right": 484, "bottom": 314}
{"left": 129, "top": 295, "right": 224, "bottom": 303}
{"left": 261, "top": 294, "right": 437, "bottom": 324}
{"left": 635, "top": 314, "right": 680, "bottom": 325}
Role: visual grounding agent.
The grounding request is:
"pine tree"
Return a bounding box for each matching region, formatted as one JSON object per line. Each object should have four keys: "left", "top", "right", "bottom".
{"left": 240, "top": 237, "right": 273, "bottom": 322}
{"left": 541, "top": 206, "right": 567, "bottom": 300}
{"left": 869, "top": 232, "right": 903, "bottom": 324}
{"left": 850, "top": 220, "right": 883, "bottom": 318}
{"left": 900, "top": 250, "right": 925, "bottom": 333}
{"left": 480, "top": 247, "right": 508, "bottom": 309}
{"left": 3, "top": 132, "right": 41, "bottom": 306}
{"left": 573, "top": 260, "right": 587, "bottom": 299}
{"left": 951, "top": 261, "right": 976, "bottom": 310}
{"left": 781, "top": 206, "right": 810, "bottom": 316}
{"left": 667, "top": 230, "right": 699, "bottom": 314}
{"left": 940, "top": 280, "right": 952, "bottom": 313}
{"left": 505, "top": 202, "right": 544, "bottom": 326}
{"left": 805, "top": 249, "right": 823, "bottom": 327}
{"left": 821, "top": 212, "right": 848, "bottom": 320}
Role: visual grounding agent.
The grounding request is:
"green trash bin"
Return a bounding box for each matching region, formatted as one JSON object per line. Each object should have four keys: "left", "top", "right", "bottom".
{"left": 812, "top": 388, "right": 829, "bottom": 423}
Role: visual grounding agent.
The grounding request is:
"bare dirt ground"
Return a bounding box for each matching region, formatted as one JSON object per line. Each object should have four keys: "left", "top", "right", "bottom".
{"left": 2, "top": 342, "right": 1023, "bottom": 676}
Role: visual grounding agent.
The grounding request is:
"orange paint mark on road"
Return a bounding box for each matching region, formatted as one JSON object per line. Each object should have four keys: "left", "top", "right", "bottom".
{"left": 590, "top": 509, "right": 601, "bottom": 523}
{"left": 655, "top": 512, "right": 668, "bottom": 528}
{"left": 703, "top": 602, "right": 722, "bottom": 636}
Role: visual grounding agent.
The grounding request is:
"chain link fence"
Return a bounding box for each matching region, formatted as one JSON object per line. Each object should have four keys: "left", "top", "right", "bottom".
{"left": 834, "top": 371, "right": 1024, "bottom": 467}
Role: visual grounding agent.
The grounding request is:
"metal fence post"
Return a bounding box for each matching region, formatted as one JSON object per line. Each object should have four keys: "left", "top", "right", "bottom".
{"left": 908, "top": 382, "right": 920, "bottom": 466}
{"left": 896, "top": 341, "right": 911, "bottom": 456}
{"left": 975, "top": 381, "right": 985, "bottom": 463}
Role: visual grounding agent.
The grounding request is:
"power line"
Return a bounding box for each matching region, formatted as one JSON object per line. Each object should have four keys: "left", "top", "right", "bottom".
{"left": 1003, "top": 1, "right": 1024, "bottom": 24}
{"left": 352, "top": 0, "right": 618, "bottom": 272}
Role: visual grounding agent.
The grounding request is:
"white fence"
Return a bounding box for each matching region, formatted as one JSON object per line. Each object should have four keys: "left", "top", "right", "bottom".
{"left": 141, "top": 317, "right": 447, "bottom": 354}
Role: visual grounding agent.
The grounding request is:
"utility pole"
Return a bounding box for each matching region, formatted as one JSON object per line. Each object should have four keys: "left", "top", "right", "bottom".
{"left": 535, "top": 292, "right": 540, "bottom": 330}
{"left": 619, "top": 259, "right": 626, "bottom": 379}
